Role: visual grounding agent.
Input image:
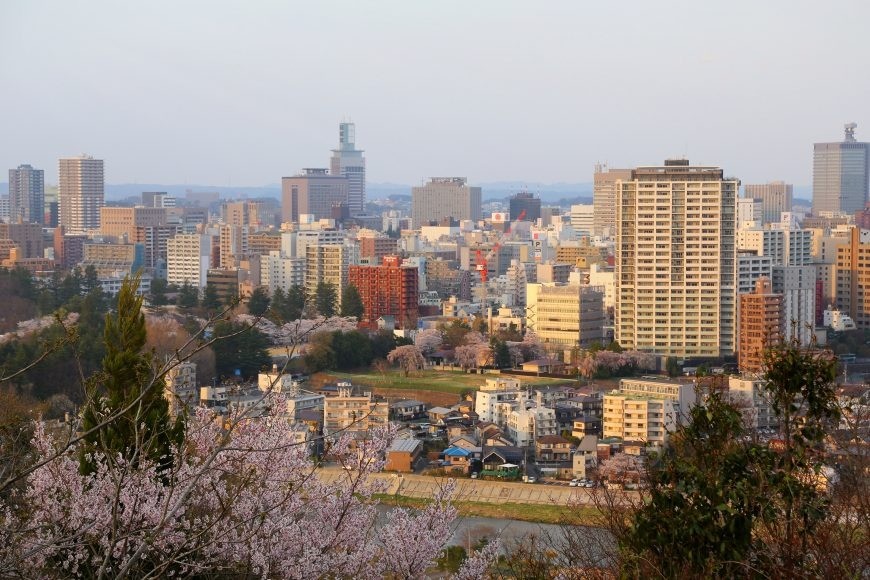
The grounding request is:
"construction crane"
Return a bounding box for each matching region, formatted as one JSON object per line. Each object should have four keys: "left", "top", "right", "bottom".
{"left": 504, "top": 209, "right": 527, "bottom": 236}
{"left": 476, "top": 242, "right": 501, "bottom": 331}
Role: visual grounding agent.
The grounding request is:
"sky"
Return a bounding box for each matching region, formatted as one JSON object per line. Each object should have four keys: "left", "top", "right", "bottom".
{"left": 1, "top": 0, "right": 869, "bottom": 188}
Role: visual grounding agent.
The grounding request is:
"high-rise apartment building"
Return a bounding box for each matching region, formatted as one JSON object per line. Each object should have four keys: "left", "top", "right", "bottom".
{"left": 167, "top": 234, "right": 212, "bottom": 288}
{"left": 349, "top": 256, "right": 419, "bottom": 329}
{"left": 738, "top": 277, "right": 783, "bottom": 374}
{"left": 615, "top": 159, "right": 738, "bottom": 358}
{"left": 812, "top": 124, "right": 869, "bottom": 216}
{"left": 835, "top": 227, "right": 870, "bottom": 329}
{"left": 593, "top": 164, "right": 631, "bottom": 238}
{"left": 772, "top": 265, "right": 816, "bottom": 346}
{"left": 329, "top": 122, "right": 366, "bottom": 215}
{"left": 305, "top": 243, "right": 354, "bottom": 308}
{"left": 508, "top": 191, "right": 541, "bottom": 223}
{"left": 411, "top": 177, "right": 481, "bottom": 227}
{"left": 59, "top": 155, "right": 104, "bottom": 233}
{"left": 744, "top": 181, "right": 793, "bottom": 225}
{"left": 8, "top": 164, "right": 44, "bottom": 224}
{"left": 281, "top": 169, "right": 348, "bottom": 223}
{"left": 0, "top": 223, "right": 44, "bottom": 259}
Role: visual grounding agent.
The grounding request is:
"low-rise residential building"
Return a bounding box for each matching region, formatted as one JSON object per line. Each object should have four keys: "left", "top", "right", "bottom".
{"left": 385, "top": 438, "right": 423, "bottom": 473}
{"left": 322, "top": 382, "right": 388, "bottom": 436}
{"left": 603, "top": 377, "right": 697, "bottom": 446}
{"left": 728, "top": 376, "right": 777, "bottom": 430}
{"left": 535, "top": 434, "right": 573, "bottom": 462}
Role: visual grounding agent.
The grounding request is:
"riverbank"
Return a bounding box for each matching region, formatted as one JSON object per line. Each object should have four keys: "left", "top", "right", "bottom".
{"left": 374, "top": 493, "right": 602, "bottom": 526}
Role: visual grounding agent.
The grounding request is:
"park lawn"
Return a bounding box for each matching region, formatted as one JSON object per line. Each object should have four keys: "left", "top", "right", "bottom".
{"left": 319, "top": 369, "right": 573, "bottom": 395}
{"left": 373, "top": 493, "right": 602, "bottom": 526}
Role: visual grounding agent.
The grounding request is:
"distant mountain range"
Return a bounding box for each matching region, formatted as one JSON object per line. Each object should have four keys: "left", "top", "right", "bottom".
{"left": 0, "top": 181, "right": 813, "bottom": 207}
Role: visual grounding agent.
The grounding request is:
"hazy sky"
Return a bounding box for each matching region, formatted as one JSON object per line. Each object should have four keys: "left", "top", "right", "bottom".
{"left": 2, "top": 0, "right": 868, "bottom": 188}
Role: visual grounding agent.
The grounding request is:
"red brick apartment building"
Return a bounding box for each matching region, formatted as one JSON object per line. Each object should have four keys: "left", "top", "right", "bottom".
{"left": 349, "top": 256, "right": 419, "bottom": 329}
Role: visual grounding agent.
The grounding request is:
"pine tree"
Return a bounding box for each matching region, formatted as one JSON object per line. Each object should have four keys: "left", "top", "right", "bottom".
{"left": 315, "top": 282, "right": 337, "bottom": 317}
{"left": 247, "top": 286, "right": 270, "bottom": 316}
{"left": 80, "top": 275, "right": 180, "bottom": 474}
{"left": 340, "top": 283, "right": 364, "bottom": 319}
{"left": 201, "top": 283, "right": 221, "bottom": 311}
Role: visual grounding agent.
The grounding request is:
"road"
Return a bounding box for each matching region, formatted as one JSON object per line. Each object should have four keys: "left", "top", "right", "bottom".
{"left": 317, "top": 467, "right": 626, "bottom": 506}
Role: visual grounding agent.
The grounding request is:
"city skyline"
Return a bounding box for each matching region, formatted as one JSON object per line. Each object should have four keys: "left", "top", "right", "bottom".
{"left": 2, "top": 1, "right": 869, "bottom": 187}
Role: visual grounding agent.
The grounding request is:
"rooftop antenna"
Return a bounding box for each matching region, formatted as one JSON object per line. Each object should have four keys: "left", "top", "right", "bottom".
{"left": 844, "top": 122, "right": 857, "bottom": 142}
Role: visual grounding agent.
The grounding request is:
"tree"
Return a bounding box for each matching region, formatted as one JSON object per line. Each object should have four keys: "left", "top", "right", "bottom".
{"left": 201, "top": 283, "right": 221, "bottom": 311}
{"left": 492, "top": 338, "right": 511, "bottom": 369}
{"left": 211, "top": 320, "right": 271, "bottom": 380}
{"left": 387, "top": 344, "right": 425, "bottom": 377}
{"left": 314, "top": 281, "right": 337, "bottom": 317}
{"left": 149, "top": 277, "right": 169, "bottom": 307}
{"left": 247, "top": 286, "right": 270, "bottom": 317}
{"left": 340, "top": 283, "right": 364, "bottom": 319}
{"left": 665, "top": 356, "right": 680, "bottom": 377}
{"left": 79, "top": 275, "right": 180, "bottom": 474}
{"left": 414, "top": 328, "right": 443, "bottom": 356}
{"left": 1, "top": 406, "right": 495, "bottom": 578}
{"left": 176, "top": 282, "right": 199, "bottom": 309}
{"left": 616, "top": 340, "right": 848, "bottom": 578}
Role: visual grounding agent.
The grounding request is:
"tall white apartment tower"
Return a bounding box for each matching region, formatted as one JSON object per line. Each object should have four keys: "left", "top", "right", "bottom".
{"left": 616, "top": 159, "right": 738, "bottom": 358}
{"left": 59, "top": 155, "right": 104, "bottom": 233}
{"left": 330, "top": 122, "right": 366, "bottom": 215}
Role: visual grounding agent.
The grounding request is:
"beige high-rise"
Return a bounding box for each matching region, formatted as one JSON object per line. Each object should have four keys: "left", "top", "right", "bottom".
{"left": 615, "top": 159, "right": 738, "bottom": 358}
{"left": 744, "top": 181, "right": 793, "bottom": 225}
{"left": 593, "top": 164, "right": 631, "bottom": 238}
{"left": 411, "top": 177, "right": 481, "bottom": 227}
{"left": 59, "top": 155, "right": 104, "bottom": 234}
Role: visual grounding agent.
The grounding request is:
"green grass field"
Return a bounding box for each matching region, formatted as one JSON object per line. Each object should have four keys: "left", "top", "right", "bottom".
{"left": 372, "top": 493, "right": 602, "bottom": 526}
{"left": 319, "top": 369, "right": 574, "bottom": 395}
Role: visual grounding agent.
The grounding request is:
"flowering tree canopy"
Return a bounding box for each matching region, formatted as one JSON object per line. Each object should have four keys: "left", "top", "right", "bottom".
{"left": 0, "top": 400, "right": 495, "bottom": 578}
{"left": 387, "top": 344, "right": 426, "bottom": 377}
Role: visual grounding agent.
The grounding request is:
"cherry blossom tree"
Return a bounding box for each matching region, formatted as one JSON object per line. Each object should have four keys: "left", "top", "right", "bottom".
{"left": 598, "top": 453, "right": 645, "bottom": 484}
{"left": 0, "top": 400, "right": 496, "bottom": 579}
{"left": 414, "top": 328, "right": 443, "bottom": 356}
{"left": 387, "top": 344, "right": 426, "bottom": 377}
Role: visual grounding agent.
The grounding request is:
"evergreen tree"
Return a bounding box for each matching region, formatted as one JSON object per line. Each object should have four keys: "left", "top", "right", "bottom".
{"left": 340, "top": 284, "right": 364, "bottom": 319}
{"left": 314, "top": 282, "right": 337, "bottom": 317}
{"left": 247, "top": 286, "right": 270, "bottom": 317}
{"left": 80, "top": 275, "right": 180, "bottom": 474}
{"left": 286, "top": 284, "right": 306, "bottom": 320}
{"left": 201, "top": 283, "right": 221, "bottom": 311}
{"left": 177, "top": 282, "right": 199, "bottom": 309}
{"left": 149, "top": 277, "right": 169, "bottom": 307}
{"left": 212, "top": 320, "right": 271, "bottom": 379}
{"left": 493, "top": 339, "right": 511, "bottom": 369}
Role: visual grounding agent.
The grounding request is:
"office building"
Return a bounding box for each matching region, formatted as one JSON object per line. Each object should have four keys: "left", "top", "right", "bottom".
{"left": 329, "top": 122, "right": 366, "bottom": 215}
{"left": 141, "top": 191, "right": 174, "bottom": 208}
{"left": 593, "top": 164, "right": 631, "bottom": 238}
{"left": 744, "top": 181, "right": 793, "bottom": 225}
{"left": 281, "top": 169, "right": 348, "bottom": 223}
{"left": 570, "top": 204, "right": 594, "bottom": 238}
{"left": 526, "top": 282, "right": 605, "bottom": 349}
{"left": 509, "top": 191, "right": 541, "bottom": 223}
{"left": 813, "top": 124, "right": 869, "bottom": 215}
{"left": 222, "top": 201, "right": 261, "bottom": 227}
{"left": 0, "top": 222, "right": 44, "bottom": 259}
{"left": 59, "top": 155, "right": 104, "bottom": 233}
{"left": 411, "top": 177, "right": 481, "bottom": 227}
{"left": 738, "top": 277, "right": 783, "bottom": 374}
{"left": 615, "top": 159, "right": 738, "bottom": 358}
{"left": 348, "top": 256, "right": 419, "bottom": 329}
{"left": 219, "top": 224, "right": 250, "bottom": 268}
{"left": 357, "top": 229, "right": 396, "bottom": 263}
{"left": 8, "top": 164, "right": 44, "bottom": 224}
{"left": 772, "top": 265, "right": 816, "bottom": 346}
